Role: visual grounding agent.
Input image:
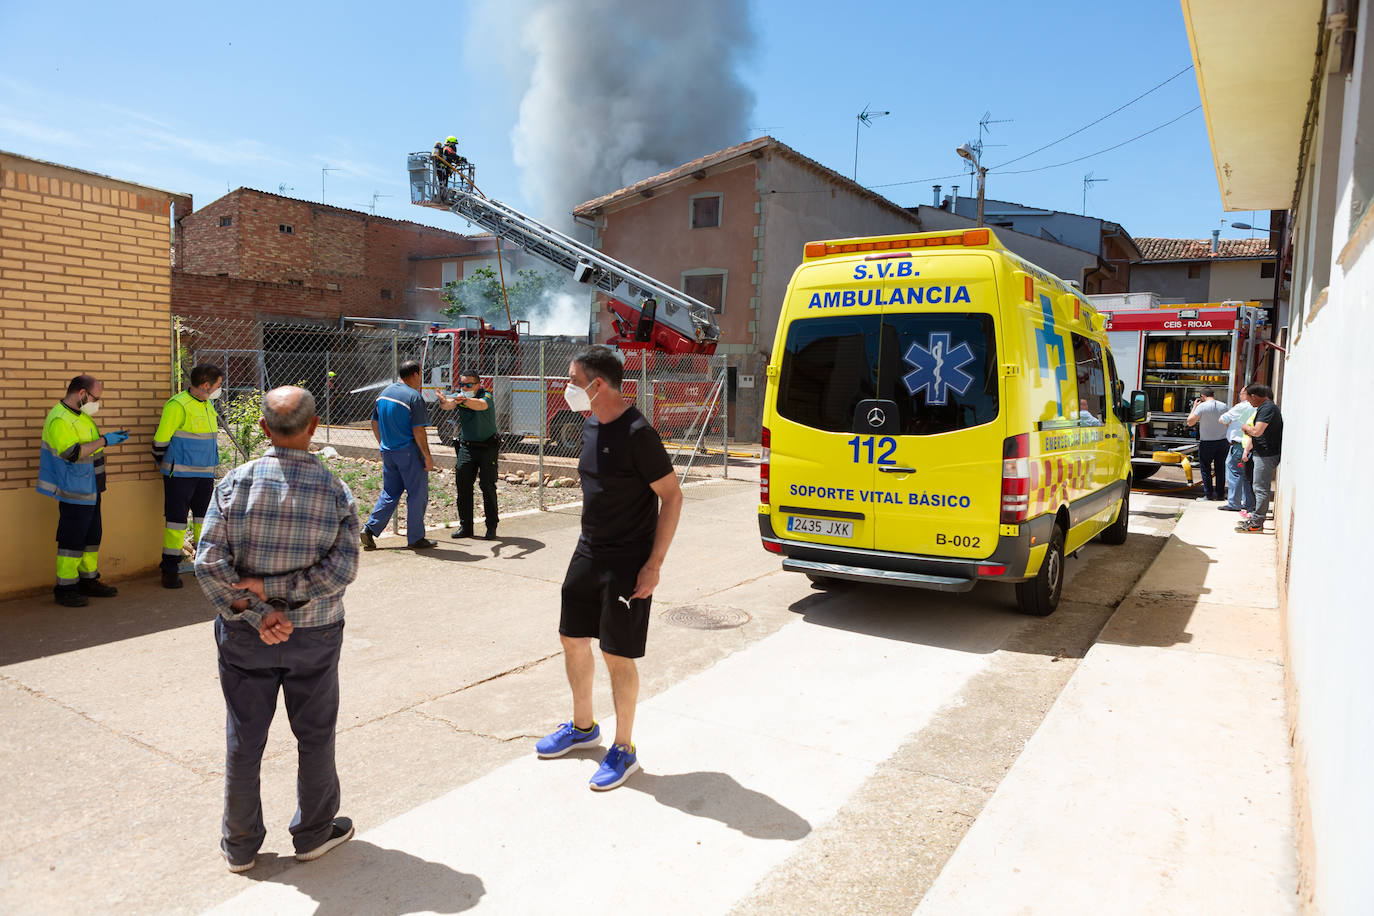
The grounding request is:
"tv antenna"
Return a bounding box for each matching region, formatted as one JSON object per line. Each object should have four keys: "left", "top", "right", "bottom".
{"left": 278, "top": 183, "right": 295, "bottom": 195}
{"left": 854, "top": 104, "right": 891, "bottom": 181}
{"left": 966, "top": 111, "right": 1011, "bottom": 186}
{"left": 1082, "top": 172, "right": 1109, "bottom": 214}
{"left": 369, "top": 191, "right": 392, "bottom": 214}
{"left": 321, "top": 167, "right": 339, "bottom": 203}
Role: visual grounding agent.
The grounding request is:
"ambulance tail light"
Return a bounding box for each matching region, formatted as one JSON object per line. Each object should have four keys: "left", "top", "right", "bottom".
{"left": 1000, "top": 433, "right": 1030, "bottom": 524}
{"left": 977, "top": 564, "right": 1007, "bottom": 577}
{"left": 760, "top": 426, "right": 771, "bottom": 505}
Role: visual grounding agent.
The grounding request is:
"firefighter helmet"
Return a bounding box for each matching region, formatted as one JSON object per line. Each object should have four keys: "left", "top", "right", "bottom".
{"left": 446, "top": 136, "right": 458, "bottom": 145}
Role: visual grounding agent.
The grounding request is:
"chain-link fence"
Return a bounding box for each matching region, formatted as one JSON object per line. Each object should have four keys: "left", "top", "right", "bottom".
{"left": 173, "top": 315, "right": 731, "bottom": 510}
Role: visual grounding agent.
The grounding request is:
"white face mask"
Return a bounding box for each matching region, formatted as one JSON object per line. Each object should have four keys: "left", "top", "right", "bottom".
{"left": 80, "top": 399, "right": 100, "bottom": 416}
{"left": 563, "top": 381, "right": 594, "bottom": 412}
{"left": 207, "top": 388, "right": 223, "bottom": 400}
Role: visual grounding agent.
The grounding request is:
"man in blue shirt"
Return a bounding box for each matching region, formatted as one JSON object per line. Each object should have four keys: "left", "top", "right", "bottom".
{"left": 360, "top": 361, "right": 454, "bottom": 549}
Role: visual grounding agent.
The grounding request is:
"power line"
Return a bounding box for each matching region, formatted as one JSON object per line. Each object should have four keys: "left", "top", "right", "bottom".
{"left": 779, "top": 104, "right": 1197, "bottom": 196}
{"left": 989, "top": 65, "right": 1195, "bottom": 170}
{"left": 865, "top": 65, "right": 1196, "bottom": 191}
{"left": 995, "top": 105, "right": 1201, "bottom": 176}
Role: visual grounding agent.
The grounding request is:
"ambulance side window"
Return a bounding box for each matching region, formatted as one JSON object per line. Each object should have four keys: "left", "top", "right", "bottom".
{"left": 1072, "top": 334, "right": 1107, "bottom": 426}
{"left": 776, "top": 316, "right": 879, "bottom": 433}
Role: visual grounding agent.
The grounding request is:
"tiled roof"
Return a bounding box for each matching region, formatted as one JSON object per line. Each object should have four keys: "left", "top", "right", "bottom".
{"left": 1134, "top": 237, "right": 1276, "bottom": 262}
{"left": 571, "top": 136, "right": 916, "bottom": 222}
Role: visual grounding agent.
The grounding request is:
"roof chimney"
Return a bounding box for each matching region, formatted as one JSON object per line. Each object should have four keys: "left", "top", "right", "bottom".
{"left": 952, "top": 185, "right": 960, "bottom": 211}
{"left": 1211, "top": 229, "right": 1220, "bottom": 253}
{"left": 932, "top": 185, "right": 942, "bottom": 206}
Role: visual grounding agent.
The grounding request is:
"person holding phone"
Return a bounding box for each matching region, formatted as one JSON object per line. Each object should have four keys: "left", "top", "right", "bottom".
{"left": 1186, "top": 387, "right": 1230, "bottom": 501}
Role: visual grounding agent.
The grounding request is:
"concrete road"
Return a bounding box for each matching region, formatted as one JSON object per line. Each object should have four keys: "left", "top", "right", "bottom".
{"left": 0, "top": 479, "right": 1177, "bottom": 914}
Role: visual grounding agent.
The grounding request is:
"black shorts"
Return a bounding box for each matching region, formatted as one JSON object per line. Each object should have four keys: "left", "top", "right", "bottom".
{"left": 559, "top": 552, "right": 652, "bottom": 659}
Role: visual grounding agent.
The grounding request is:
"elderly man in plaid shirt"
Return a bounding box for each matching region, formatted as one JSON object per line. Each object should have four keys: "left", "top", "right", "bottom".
{"left": 195, "top": 386, "right": 362, "bottom": 873}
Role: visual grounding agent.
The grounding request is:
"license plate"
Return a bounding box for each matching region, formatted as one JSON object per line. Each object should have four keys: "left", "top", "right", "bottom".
{"left": 787, "top": 516, "right": 853, "bottom": 538}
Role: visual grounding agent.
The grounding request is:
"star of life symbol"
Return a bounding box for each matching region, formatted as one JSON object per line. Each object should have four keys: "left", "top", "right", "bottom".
{"left": 901, "top": 332, "right": 976, "bottom": 406}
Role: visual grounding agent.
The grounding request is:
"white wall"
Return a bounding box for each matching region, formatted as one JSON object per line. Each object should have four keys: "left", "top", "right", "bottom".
{"left": 1277, "top": 4, "right": 1374, "bottom": 908}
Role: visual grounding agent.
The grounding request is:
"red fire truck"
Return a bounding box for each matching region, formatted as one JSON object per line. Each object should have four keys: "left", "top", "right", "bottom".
{"left": 419, "top": 316, "right": 720, "bottom": 453}
{"left": 1102, "top": 300, "right": 1269, "bottom": 479}
{"left": 407, "top": 152, "right": 724, "bottom": 453}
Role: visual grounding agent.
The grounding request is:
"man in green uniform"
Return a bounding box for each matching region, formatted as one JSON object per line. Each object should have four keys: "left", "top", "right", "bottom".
{"left": 37, "top": 374, "right": 130, "bottom": 607}
{"left": 448, "top": 370, "right": 501, "bottom": 540}
{"left": 153, "top": 363, "right": 224, "bottom": 588}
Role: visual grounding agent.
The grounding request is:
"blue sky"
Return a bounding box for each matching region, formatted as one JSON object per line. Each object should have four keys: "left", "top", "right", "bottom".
{"left": 0, "top": 1, "right": 1269, "bottom": 243}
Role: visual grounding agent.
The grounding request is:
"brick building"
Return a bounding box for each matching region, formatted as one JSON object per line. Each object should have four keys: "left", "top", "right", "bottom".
{"left": 173, "top": 188, "right": 530, "bottom": 325}
{"left": 0, "top": 150, "right": 191, "bottom": 597}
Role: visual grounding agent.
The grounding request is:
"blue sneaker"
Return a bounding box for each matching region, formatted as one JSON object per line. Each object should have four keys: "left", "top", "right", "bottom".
{"left": 536, "top": 721, "right": 601, "bottom": 758}
{"left": 589, "top": 743, "right": 640, "bottom": 791}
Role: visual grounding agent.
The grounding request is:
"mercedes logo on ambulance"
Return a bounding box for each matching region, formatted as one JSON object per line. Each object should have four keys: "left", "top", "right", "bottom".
{"left": 866, "top": 407, "right": 887, "bottom": 428}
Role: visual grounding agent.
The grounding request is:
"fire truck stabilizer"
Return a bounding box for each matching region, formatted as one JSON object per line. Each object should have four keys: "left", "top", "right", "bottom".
{"left": 407, "top": 152, "right": 719, "bottom": 355}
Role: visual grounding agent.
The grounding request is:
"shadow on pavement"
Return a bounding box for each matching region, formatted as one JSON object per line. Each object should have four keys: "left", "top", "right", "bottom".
{"left": 787, "top": 582, "right": 1016, "bottom": 655}
{"left": 629, "top": 770, "right": 811, "bottom": 840}
{"left": 1095, "top": 536, "right": 1217, "bottom": 649}
{"left": 0, "top": 576, "right": 216, "bottom": 666}
{"left": 245, "top": 842, "right": 484, "bottom": 915}
{"left": 487, "top": 536, "right": 545, "bottom": 560}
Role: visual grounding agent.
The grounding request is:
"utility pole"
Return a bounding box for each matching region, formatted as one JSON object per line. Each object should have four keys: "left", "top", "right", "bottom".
{"left": 321, "top": 167, "right": 339, "bottom": 204}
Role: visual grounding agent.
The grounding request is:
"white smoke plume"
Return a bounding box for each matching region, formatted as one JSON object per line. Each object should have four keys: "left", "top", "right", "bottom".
{"left": 471, "top": 0, "right": 756, "bottom": 225}
{"left": 527, "top": 286, "right": 594, "bottom": 336}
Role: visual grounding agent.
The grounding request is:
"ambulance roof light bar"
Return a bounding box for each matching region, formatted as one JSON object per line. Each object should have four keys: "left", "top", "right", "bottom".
{"left": 804, "top": 228, "right": 990, "bottom": 259}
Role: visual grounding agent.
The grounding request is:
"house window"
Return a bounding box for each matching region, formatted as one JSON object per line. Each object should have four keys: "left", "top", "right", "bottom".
{"left": 1186, "top": 263, "right": 1201, "bottom": 279}
{"left": 380, "top": 289, "right": 393, "bottom": 300}
{"left": 286, "top": 278, "right": 303, "bottom": 287}
{"left": 683, "top": 271, "right": 725, "bottom": 313}
{"left": 1260, "top": 261, "right": 1276, "bottom": 279}
{"left": 690, "top": 194, "right": 722, "bottom": 229}
{"left": 219, "top": 216, "right": 232, "bottom": 227}
{"left": 279, "top": 224, "right": 293, "bottom": 234}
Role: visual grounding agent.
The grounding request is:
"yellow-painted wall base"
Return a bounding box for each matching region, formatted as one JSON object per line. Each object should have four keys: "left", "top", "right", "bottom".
{"left": 0, "top": 480, "right": 167, "bottom": 599}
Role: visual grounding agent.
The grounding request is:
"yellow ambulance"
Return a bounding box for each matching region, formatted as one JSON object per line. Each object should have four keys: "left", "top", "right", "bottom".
{"left": 758, "top": 227, "right": 1146, "bottom": 615}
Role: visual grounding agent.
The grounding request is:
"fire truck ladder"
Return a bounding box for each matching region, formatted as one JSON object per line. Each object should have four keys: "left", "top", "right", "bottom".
{"left": 407, "top": 153, "right": 720, "bottom": 345}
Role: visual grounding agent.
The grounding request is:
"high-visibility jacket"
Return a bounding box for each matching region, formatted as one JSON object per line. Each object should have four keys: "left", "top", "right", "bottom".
{"left": 153, "top": 390, "right": 219, "bottom": 477}
{"left": 37, "top": 402, "right": 105, "bottom": 505}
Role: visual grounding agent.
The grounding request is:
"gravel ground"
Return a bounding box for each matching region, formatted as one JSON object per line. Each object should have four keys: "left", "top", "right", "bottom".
{"left": 321, "top": 453, "right": 582, "bottom": 530}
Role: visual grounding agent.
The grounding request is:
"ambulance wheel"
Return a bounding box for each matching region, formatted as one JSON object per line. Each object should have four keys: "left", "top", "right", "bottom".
{"left": 1015, "top": 525, "right": 1064, "bottom": 617}
{"left": 1099, "top": 485, "right": 1130, "bottom": 545}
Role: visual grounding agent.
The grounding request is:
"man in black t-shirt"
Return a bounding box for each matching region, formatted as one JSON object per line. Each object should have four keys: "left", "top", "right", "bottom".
{"left": 533, "top": 346, "right": 683, "bottom": 791}
{"left": 1238, "top": 383, "right": 1283, "bottom": 533}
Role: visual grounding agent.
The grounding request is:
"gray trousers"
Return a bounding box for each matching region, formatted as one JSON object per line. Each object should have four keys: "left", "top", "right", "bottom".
{"left": 215, "top": 616, "right": 344, "bottom": 863}
{"left": 1252, "top": 454, "right": 1280, "bottom": 523}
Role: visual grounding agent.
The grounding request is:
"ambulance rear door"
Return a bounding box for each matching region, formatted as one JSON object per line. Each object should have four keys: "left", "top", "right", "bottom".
{"left": 867, "top": 254, "right": 1005, "bottom": 559}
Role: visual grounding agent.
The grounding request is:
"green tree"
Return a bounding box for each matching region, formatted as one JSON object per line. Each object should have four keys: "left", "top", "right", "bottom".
{"left": 441, "top": 266, "right": 563, "bottom": 325}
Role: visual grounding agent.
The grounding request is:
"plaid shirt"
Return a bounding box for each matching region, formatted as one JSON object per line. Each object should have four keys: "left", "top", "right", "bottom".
{"left": 195, "top": 447, "right": 360, "bottom": 629}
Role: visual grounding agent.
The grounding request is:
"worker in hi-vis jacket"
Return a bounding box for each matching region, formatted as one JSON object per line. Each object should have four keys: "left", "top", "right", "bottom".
{"left": 153, "top": 363, "right": 223, "bottom": 589}
{"left": 37, "top": 373, "right": 130, "bottom": 607}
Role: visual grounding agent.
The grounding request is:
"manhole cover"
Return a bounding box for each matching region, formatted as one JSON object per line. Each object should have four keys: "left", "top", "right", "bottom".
{"left": 661, "top": 605, "right": 751, "bottom": 630}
